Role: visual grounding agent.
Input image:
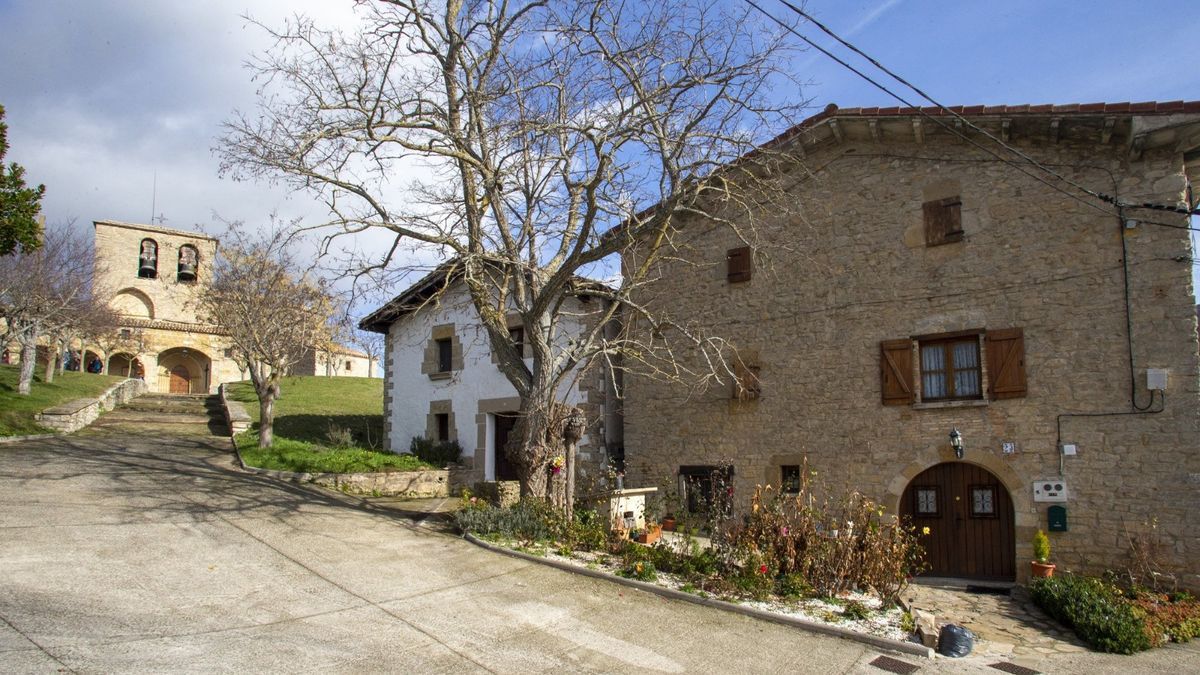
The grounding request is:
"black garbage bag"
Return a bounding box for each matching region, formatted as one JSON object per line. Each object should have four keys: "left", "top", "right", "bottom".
{"left": 937, "top": 624, "right": 974, "bottom": 657}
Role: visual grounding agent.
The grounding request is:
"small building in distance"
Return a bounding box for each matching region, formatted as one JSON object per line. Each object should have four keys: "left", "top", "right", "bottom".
{"left": 292, "top": 344, "right": 377, "bottom": 378}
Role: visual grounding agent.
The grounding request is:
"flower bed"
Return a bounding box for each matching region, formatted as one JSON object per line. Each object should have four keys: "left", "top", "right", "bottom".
{"left": 456, "top": 472, "right": 924, "bottom": 645}
{"left": 1031, "top": 574, "right": 1200, "bottom": 654}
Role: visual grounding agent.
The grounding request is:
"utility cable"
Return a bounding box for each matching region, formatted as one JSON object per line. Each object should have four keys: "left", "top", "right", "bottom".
{"left": 770, "top": 0, "right": 1200, "bottom": 218}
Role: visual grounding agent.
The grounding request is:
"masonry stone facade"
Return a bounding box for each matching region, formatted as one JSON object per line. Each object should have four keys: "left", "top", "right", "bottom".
{"left": 92, "top": 220, "right": 240, "bottom": 394}
{"left": 623, "top": 104, "right": 1200, "bottom": 585}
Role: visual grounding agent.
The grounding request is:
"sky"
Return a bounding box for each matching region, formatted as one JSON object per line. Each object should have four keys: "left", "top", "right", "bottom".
{"left": 1, "top": 0, "right": 1197, "bottom": 307}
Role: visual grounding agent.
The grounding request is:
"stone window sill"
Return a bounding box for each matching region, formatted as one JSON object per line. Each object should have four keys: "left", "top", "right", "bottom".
{"left": 428, "top": 371, "right": 453, "bottom": 381}
{"left": 913, "top": 399, "right": 988, "bottom": 410}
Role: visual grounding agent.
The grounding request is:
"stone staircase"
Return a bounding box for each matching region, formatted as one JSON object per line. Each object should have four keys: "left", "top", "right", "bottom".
{"left": 89, "top": 393, "right": 228, "bottom": 437}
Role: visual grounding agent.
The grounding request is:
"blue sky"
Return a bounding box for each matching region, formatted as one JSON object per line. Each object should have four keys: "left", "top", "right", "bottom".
{"left": 1, "top": 0, "right": 1196, "bottom": 301}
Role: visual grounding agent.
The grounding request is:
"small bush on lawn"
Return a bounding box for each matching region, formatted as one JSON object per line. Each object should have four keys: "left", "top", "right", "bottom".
{"left": 410, "top": 436, "right": 463, "bottom": 466}
{"left": 1030, "top": 574, "right": 1152, "bottom": 654}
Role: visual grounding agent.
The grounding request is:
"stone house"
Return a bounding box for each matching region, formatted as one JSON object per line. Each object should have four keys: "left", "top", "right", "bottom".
{"left": 622, "top": 102, "right": 1200, "bottom": 584}
{"left": 291, "top": 344, "right": 377, "bottom": 378}
{"left": 359, "top": 265, "right": 621, "bottom": 485}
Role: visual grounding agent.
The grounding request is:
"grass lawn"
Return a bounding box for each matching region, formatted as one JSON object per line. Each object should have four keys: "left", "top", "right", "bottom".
{"left": 0, "top": 364, "right": 126, "bottom": 436}
{"left": 227, "top": 376, "right": 435, "bottom": 473}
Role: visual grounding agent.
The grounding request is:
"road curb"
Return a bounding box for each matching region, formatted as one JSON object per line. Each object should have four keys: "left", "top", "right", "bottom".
{"left": 463, "top": 533, "right": 934, "bottom": 659}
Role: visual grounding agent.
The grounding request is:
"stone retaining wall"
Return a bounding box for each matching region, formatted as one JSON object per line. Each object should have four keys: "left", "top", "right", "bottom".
{"left": 218, "top": 384, "right": 252, "bottom": 435}
{"left": 34, "top": 378, "right": 149, "bottom": 433}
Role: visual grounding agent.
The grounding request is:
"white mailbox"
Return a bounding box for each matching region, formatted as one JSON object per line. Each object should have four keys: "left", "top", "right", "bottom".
{"left": 1033, "top": 479, "right": 1069, "bottom": 502}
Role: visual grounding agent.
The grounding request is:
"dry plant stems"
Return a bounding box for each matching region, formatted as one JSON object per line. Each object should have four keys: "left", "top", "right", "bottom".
{"left": 219, "top": 0, "right": 808, "bottom": 502}
{"left": 1124, "top": 518, "right": 1178, "bottom": 592}
{"left": 710, "top": 460, "right": 924, "bottom": 602}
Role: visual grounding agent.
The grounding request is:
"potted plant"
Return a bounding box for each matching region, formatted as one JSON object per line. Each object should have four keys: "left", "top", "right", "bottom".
{"left": 636, "top": 522, "right": 663, "bottom": 544}
{"left": 1031, "top": 529, "right": 1055, "bottom": 578}
{"left": 661, "top": 514, "right": 677, "bottom": 532}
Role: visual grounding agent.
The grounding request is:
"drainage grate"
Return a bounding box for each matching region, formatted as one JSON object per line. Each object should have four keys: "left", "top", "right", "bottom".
{"left": 989, "top": 662, "right": 1040, "bottom": 675}
{"left": 869, "top": 655, "right": 920, "bottom": 674}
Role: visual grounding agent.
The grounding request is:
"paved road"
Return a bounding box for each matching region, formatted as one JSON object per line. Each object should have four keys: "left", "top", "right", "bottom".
{"left": 3, "top": 398, "right": 1196, "bottom": 673}
{"left": 1, "top": 400, "right": 891, "bottom": 673}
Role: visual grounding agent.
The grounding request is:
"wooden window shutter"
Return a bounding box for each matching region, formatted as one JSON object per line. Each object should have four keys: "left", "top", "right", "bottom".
{"left": 986, "top": 327, "right": 1027, "bottom": 399}
{"left": 727, "top": 246, "right": 752, "bottom": 283}
{"left": 880, "top": 339, "right": 915, "bottom": 405}
{"left": 923, "top": 196, "right": 963, "bottom": 246}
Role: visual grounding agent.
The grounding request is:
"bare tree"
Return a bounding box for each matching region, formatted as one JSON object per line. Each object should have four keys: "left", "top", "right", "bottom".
{"left": 0, "top": 223, "right": 97, "bottom": 394}
{"left": 350, "top": 327, "right": 385, "bottom": 378}
{"left": 196, "top": 224, "right": 335, "bottom": 447}
{"left": 220, "top": 0, "right": 804, "bottom": 498}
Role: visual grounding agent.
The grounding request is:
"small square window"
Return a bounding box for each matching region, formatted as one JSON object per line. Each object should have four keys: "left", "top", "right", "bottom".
{"left": 781, "top": 465, "right": 800, "bottom": 494}
{"left": 345, "top": 360, "right": 352, "bottom": 371}
{"left": 971, "top": 485, "right": 997, "bottom": 518}
{"left": 508, "top": 326, "right": 525, "bottom": 356}
{"left": 733, "top": 364, "right": 761, "bottom": 401}
{"left": 919, "top": 336, "right": 981, "bottom": 401}
{"left": 436, "top": 338, "right": 453, "bottom": 373}
{"left": 914, "top": 486, "right": 939, "bottom": 516}
{"left": 923, "top": 196, "right": 963, "bottom": 246}
{"left": 726, "top": 246, "right": 752, "bottom": 283}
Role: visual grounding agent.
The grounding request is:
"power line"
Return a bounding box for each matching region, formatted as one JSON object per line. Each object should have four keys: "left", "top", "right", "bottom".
{"left": 751, "top": 0, "right": 1200, "bottom": 220}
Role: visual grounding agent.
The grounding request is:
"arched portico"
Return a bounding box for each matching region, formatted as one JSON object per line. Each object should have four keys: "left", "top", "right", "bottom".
{"left": 108, "top": 352, "right": 144, "bottom": 379}
{"left": 157, "top": 347, "right": 212, "bottom": 394}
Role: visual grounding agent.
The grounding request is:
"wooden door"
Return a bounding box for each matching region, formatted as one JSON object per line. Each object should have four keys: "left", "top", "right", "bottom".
{"left": 901, "top": 463, "right": 1015, "bottom": 581}
{"left": 169, "top": 366, "right": 191, "bottom": 394}
{"left": 493, "top": 414, "right": 520, "bottom": 481}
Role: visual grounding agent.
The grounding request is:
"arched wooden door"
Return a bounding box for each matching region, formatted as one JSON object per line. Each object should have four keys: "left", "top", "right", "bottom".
{"left": 901, "top": 463, "right": 1015, "bottom": 581}
{"left": 169, "top": 366, "right": 191, "bottom": 394}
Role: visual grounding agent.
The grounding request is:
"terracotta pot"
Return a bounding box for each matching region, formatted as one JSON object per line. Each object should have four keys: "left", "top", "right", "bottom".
{"left": 1031, "top": 561, "right": 1056, "bottom": 578}
{"left": 636, "top": 525, "right": 662, "bottom": 544}
{"left": 661, "top": 517, "right": 676, "bottom": 532}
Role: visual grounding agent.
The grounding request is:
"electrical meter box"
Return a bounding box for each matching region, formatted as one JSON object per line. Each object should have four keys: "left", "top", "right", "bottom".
{"left": 1033, "top": 479, "right": 1068, "bottom": 502}
{"left": 1048, "top": 505, "right": 1068, "bottom": 532}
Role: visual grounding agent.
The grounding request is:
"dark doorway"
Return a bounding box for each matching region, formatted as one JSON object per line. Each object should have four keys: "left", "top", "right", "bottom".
{"left": 493, "top": 413, "right": 520, "bottom": 481}
{"left": 901, "top": 463, "right": 1015, "bottom": 581}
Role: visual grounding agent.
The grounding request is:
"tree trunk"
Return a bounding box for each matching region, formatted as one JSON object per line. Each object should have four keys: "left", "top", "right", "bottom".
{"left": 257, "top": 379, "right": 279, "bottom": 448}
{"left": 565, "top": 438, "right": 577, "bottom": 520}
{"left": 17, "top": 325, "right": 38, "bottom": 395}
{"left": 44, "top": 344, "right": 56, "bottom": 383}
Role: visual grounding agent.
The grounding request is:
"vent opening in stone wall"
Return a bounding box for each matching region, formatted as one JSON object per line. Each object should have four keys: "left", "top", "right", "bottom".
{"left": 436, "top": 338, "right": 453, "bottom": 373}
{"left": 435, "top": 413, "right": 450, "bottom": 442}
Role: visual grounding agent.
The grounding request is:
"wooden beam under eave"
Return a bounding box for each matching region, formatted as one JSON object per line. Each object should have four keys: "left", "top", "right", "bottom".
{"left": 1101, "top": 117, "right": 1116, "bottom": 144}
{"left": 829, "top": 118, "right": 844, "bottom": 144}
{"left": 869, "top": 119, "right": 880, "bottom": 143}
{"left": 1000, "top": 118, "right": 1012, "bottom": 143}
{"left": 912, "top": 118, "right": 924, "bottom": 144}
{"left": 1049, "top": 118, "right": 1061, "bottom": 144}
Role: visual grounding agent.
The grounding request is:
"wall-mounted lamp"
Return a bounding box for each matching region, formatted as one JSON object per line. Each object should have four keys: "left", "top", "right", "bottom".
{"left": 949, "top": 428, "right": 964, "bottom": 460}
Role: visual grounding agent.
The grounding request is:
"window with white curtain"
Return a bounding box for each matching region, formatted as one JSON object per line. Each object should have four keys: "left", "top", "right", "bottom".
{"left": 919, "top": 335, "right": 982, "bottom": 401}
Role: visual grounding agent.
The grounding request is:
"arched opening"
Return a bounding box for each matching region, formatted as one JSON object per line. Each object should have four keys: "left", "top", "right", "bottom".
{"left": 84, "top": 350, "right": 104, "bottom": 373}
{"left": 177, "top": 245, "right": 199, "bottom": 283}
{"left": 901, "top": 462, "right": 1016, "bottom": 581}
{"left": 107, "top": 353, "right": 144, "bottom": 379}
{"left": 111, "top": 288, "right": 155, "bottom": 320}
{"left": 138, "top": 239, "right": 158, "bottom": 279}
{"left": 157, "top": 347, "right": 211, "bottom": 395}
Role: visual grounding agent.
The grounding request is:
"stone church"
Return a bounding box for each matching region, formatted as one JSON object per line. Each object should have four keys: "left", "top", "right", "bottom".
{"left": 89, "top": 220, "right": 375, "bottom": 394}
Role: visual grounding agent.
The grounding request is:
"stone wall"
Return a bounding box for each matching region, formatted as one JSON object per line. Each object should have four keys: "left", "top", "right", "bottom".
{"left": 623, "top": 126, "right": 1200, "bottom": 585}
{"left": 35, "top": 377, "right": 148, "bottom": 433}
